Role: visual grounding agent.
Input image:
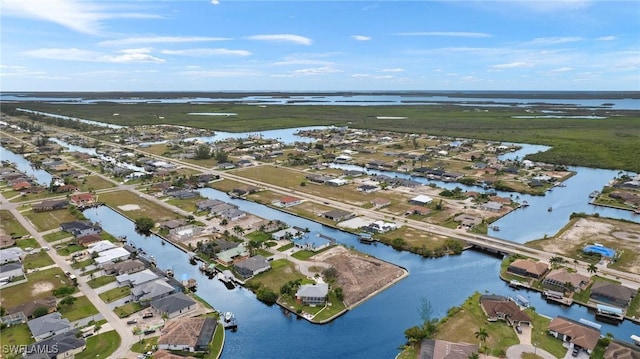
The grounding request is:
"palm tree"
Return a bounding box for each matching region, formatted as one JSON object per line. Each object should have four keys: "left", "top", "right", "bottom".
{"left": 549, "top": 256, "right": 564, "bottom": 268}
{"left": 474, "top": 327, "right": 489, "bottom": 356}
{"left": 468, "top": 353, "right": 480, "bottom": 359}
{"left": 587, "top": 263, "right": 598, "bottom": 275}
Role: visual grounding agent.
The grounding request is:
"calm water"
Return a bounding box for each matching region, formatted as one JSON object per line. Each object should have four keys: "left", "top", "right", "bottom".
{"left": 3, "top": 92, "right": 639, "bottom": 110}
{"left": 83, "top": 199, "right": 640, "bottom": 359}
{"left": 0, "top": 146, "right": 52, "bottom": 185}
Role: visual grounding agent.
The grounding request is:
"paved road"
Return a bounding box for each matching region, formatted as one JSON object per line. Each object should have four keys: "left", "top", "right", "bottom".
{"left": 0, "top": 192, "right": 137, "bottom": 359}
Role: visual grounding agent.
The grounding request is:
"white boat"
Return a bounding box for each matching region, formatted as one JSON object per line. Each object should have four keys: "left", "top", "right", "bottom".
{"left": 630, "top": 334, "right": 640, "bottom": 346}
{"left": 221, "top": 311, "right": 237, "bottom": 329}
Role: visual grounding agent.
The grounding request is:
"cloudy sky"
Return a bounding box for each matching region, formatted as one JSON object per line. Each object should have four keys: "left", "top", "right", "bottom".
{"left": 1, "top": 0, "right": 638, "bottom": 91}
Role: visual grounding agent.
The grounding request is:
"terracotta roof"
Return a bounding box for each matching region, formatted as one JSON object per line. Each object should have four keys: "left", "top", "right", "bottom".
{"left": 509, "top": 259, "right": 548, "bottom": 276}
{"left": 548, "top": 317, "right": 600, "bottom": 350}
{"left": 480, "top": 299, "right": 531, "bottom": 323}
{"left": 153, "top": 349, "right": 197, "bottom": 359}
{"left": 543, "top": 268, "right": 590, "bottom": 288}
{"left": 158, "top": 317, "right": 206, "bottom": 348}
{"left": 603, "top": 342, "right": 640, "bottom": 359}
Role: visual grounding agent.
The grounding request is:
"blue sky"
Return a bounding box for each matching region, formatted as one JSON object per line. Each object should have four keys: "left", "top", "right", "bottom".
{"left": 1, "top": 0, "right": 638, "bottom": 91}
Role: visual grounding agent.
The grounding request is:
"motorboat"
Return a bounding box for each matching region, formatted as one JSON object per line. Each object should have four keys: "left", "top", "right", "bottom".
{"left": 221, "top": 311, "right": 237, "bottom": 329}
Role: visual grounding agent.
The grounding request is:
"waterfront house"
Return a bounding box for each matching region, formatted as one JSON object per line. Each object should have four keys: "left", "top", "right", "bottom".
{"left": 0, "top": 261, "right": 24, "bottom": 281}
{"left": 103, "top": 259, "right": 145, "bottom": 275}
{"left": 272, "top": 196, "right": 302, "bottom": 207}
{"left": 542, "top": 268, "right": 590, "bottom": 293}
{"left": 87, "top": 240, "right": 116, "bottom": 253}
{"left": 77, "top": 234, "right": 103, "bottom": 247}
{"left": 419, "top": 339, "right": 478, "bottom": 359}
{"left": 296, "top": 283, "right": 329, "bottom": 306}
{"left": 151, "top": 292, "right": 197, "bottom": 319}
{"left": 272, "top": 227, "right": 304, "bottom": 241}
{"left": 293, "top": 231, "right": 334, "bottom": 251}
{"left": 170, "top": 225, "right": 202, "bottom": 242}
{"left": 480, "top": 201, "right": 503, "bottom": 212}
{"left": 603, "top": 341, "right": 640, "bottom": 359}
{"left": 60, "top": 221, "right": 102, "bottom": 238}
{"left": 216, "top": 245, "right": 249, "bottom": 266}
{"left": 589, "top": 282, "right": 636, "bottom": 308}
{"left": 131, "top": 279, "right": 176, "bottom": 302}
{"left": 94, "top": 247, "right": 131, "bottom": 266}
{"left": 159, "top": 219, "right": 187, "bottom": 230}
{"left": 158, "top": 317, "right": 216, "bottom": 352}
{"left": 25, "top": 331, "right": 86, "bottom": 359}
{"left": 27, "top": 312, "right": 72, "bottom": 341}
{"left": 547, "top": 316, "right": 600, "bottom": 354}
{"left": 322, "top": 209, "right": 352, "bottom": 222}
{"left": 196, "top": 199, "right": 225, "bottom": 212}
{"left": 69, "top": 193, "right": 96, "bottom": 207}
{"left": 220, "top": 208, "right": 247, "bottom": 222}
{"left": 116, "top": 269, "right": 159, "bottom": 287}
{"left": 234, "top": 255, "right": 271, "bottom": 279}
{"left": 7, "top": 296, "right": 57, "bottom": 319}
{"left": 479, "top": 295, "right": 531, "bottom": 326}
{"left": 507, "top": 259, "right": 548, "bottom": 279}
{"left": 209, "top": 203, "right": 238, "bottom": 216}
{"left": 454, "top": 214, "right": 482, "bottom": 229}
{"left": 32, "top": 199, "right": 69, "bottom": 212}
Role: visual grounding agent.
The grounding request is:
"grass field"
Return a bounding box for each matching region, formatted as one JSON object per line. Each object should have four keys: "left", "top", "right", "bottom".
{"left": 43, "top": 230, "right": 72, "bottom": 242}
{"left": 0, "top": 210, "right": 28, "bottom": 237}
{"left": 0, "top": 324, "right": 34, "bottom": 353}
{"left": 99, "top": 286, "right": 131, "bottom": 303}
{"left": 0, "top": 267, "right": 71, "bottom": 308}
{"left": 114, "top": 302, "right": 144, "bottom": 318}
{"left": 22, "top": 251, "right": 55, "bottom": 269}
{"left": 246, "top": 258, "right": 307, "bottom": 293}
{"left": 97, "top": 190, "right": 179, "bottom": 222}
{"left": 6, "top": 102, "right": 640, "bottom": 172}
{"left": 23, "top": 209, "right": 78, "bottom": 232}
{"left": 57, "top": 295, "right": 100, "bottom": 322}
{"left": 87, "top": 275, "right": 116, "bottom": 289}
{"left": 79, "top": 175, "right": 117, "bottom": 191}
{"left": 76, "top": 330, "right": 121, "bottom": 359}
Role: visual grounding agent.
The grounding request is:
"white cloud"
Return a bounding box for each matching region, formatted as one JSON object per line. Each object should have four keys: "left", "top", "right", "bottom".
{"left": 1, "top": 0, "right": 159, "bottom": 36}
{"left": 292, "top": 66, "right": 342, "bottom": 75}
{"left": 272, "top": 58, "right": 334, "bottom": 66}
{"left": 394, "top": 31, "right": 491, "bottom": 38}
{"left": 513, "top": 0, "right": 591, "bottom": 13}
{"left": 596, "top": 36, "right": 616, "bottom": 41}
{"left": 351, "top": 73, "right": 393, "bottom": 79}
{"left": 180, "top": 70, "right": 260, "bottom": 77}
{"left": 98, "top": 48, "right": 165, "bottom": 63}
{"left": 161, "top": 48, "right": 251, "bottom": 57}
{"left": 100, "top": 36, "right": 230, "bottom": 47}
{"left": 491, "top": 62, "right": 532, "bottom": 69}
{"left": 381, "top": 68, "right": 405, "bottom": 73}
{"left": 527, "top": 37, "right": 583, "bottom": 45}
{"left": 247, "top": 34, "right": 312, "bottom": 45}
{"left": 549, "top": 67, "right": 573, "bottom": 73}
{"left": 211, "top": 0, "right": 220, "bottom": 4}
{"left": 24, "top": 47, "right": 164, "bottom": 63}
{"left": 351, "top": 35, "right": 371, "bottom": 41}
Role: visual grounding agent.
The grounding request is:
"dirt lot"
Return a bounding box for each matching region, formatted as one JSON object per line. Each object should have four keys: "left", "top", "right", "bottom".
{"left": 532, "top": 216, "right": 640, "bottom": 274}
{"left": 313, "top": 246, "right": 408, "bottom": 307}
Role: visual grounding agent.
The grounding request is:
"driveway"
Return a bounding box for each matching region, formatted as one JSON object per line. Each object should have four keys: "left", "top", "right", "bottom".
{"left": 506, "top": 344, "right": 556, "bottom": 359}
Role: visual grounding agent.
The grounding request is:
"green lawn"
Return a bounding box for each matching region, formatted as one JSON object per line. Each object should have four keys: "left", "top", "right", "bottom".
{"left": 23, "top": 209, "right": 78, "bottom": 232}
{"left": 71, "top": 258, "right": 94, "bottom": 270}
{"left": 0, "top": 210, "right": 29, "bottom": 237}
{"left": 130, "top": 336, "right": 158, "bottom": 353}
{"left": 43, "top": 230, "right": 72, "bottom": 242}
{"left": 15, "top": 237, "right": 39, "bottom": 249}
{"left": 58, "top": 295, "right": 100, "bottom": 322}
{"left": 76, "top": 330, "right": 121, "bottom": 359}
{"left": 98, "top": 191, "right": 179, "bottom": 222}
{"left": 246, "top": 259, "right": 307, "bottom": 294}
{"left": 291, "top": 250, "right": 316, "bottom": 260}
{"left": 0, "top": 323, "right": 34, "bottom": 351}
{"left": 87, "top": 275, "right": 117, "bottom": 289}
{"left": 22, "top": 251, "right": 55, "bottom": 269}
{"left": 114, "top": 302, "right": 145, "bottom": 318}
{"left": 0, "top": 267, "right": 71, "bottom": 308}
{"left": 56, "top": 243, "right": 86, "bottom": 256}
{"left": 528, "top": 308, "right": 567, "bottom": 358}
{"left": 99, "top": 286, "right": 131, "bottom": 303}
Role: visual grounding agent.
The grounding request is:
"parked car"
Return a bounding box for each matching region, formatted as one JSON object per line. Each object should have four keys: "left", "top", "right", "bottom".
{"left": 143, "top": 329, "right": 156, "bottom": 335}
{"left": 515, "top": 326, "right": 522, "bottom": 334}
{"left": 142, "top": 312, "right": 154, "bottom": 319}
{"left": 126, "top": 319, "right": 137, "bottom": 324}
{"left": 572, "top": 347, "right": 580, "bottom": 357}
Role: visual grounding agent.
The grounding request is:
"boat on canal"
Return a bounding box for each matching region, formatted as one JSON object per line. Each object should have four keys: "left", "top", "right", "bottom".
{"left": 631, "top": 334, "right": 640, "bottom": 346}
{"left": 221, "top": 311, "right": 237, "bottom": 330}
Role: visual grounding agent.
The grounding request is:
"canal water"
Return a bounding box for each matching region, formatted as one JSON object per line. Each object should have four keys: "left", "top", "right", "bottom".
{"left": 83, "top": 198, "right": 640, "bottom": 359}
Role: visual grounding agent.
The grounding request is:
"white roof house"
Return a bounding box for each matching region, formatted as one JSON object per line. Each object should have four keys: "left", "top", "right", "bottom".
{"left": 0, "top": 247, "right": 25, "bottom": 265}
{"left": 95, "top": 247, "right": 131, "bottom": 266}
{"left": 409, "top": 195, "right": 433, "bottom": 205}
{"left": 88, "top": 240, "right": 116, "bottom": 253}
{"left": 295, "top": 283, "right": 329, "bottom": 305}
{"left": 116, "top": 269, "right": 159, "bottom": 287}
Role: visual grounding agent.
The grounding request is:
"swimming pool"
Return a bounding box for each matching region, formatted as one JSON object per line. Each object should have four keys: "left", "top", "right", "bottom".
{"left": 583, "top": 244, "right": 616, "bottom": 257}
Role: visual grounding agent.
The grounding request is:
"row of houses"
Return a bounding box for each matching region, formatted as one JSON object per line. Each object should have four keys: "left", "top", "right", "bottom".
{"left": 507, "top": 258, "right": 637, "bottom": 315}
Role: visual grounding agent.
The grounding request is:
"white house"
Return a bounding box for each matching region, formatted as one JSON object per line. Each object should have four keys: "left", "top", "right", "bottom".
{"left": 409, "top": 195, "right": 433, "bottom": 206}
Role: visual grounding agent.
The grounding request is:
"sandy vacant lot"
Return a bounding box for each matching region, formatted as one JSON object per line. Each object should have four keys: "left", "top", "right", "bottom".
{"left": 314, "top": 246, "right": 407, "bottom": 307}
{"left": 534, "top": 217, "right": 640, "bottom": 274}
